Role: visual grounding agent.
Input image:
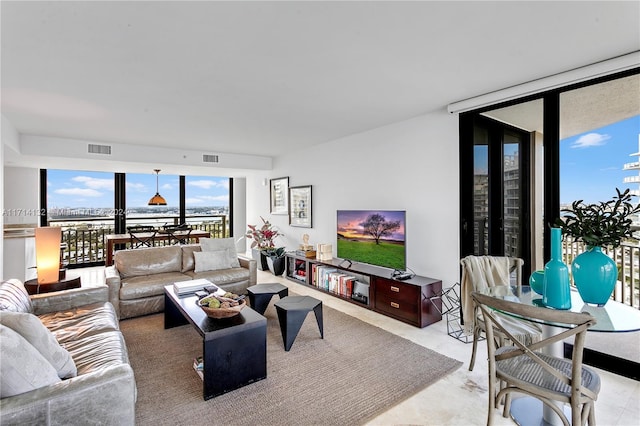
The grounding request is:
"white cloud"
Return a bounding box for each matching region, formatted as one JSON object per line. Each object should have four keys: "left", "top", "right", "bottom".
{"left": 161, "top": 183, "right": 174, "bottom": 190}
{"left": 185, "top": 198, "right": 204, "bottom": 204}
{"left": 55, "top": 188, "right": 102, "bottom": 197}
{"left": 571, "top": 133, "right": 611, "bottom": 148}
{"left": 126, "top": 182, "right": 147, "bottom": 192}
{"left": 188, "top": 180, "right": 221, "bottom": 190}
{"left": 198, "top": 195, "right": 229, "bottom": 202}
{"left": 72, "top": 176, "right": 114, "bottom": 190}
{"left": 186, "top": 195, "right": 228, "bottom": 204}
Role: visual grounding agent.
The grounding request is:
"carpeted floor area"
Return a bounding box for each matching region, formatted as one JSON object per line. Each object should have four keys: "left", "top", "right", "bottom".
{"left": 120, "top": 297, "right": 462, "bottom": 425}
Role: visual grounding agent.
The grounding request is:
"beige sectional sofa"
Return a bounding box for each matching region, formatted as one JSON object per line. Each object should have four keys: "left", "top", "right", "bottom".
{"left": 0, "top": 279, "right": 136, "bottom": 425}
{"left": 105, "top": 238, "right": 256, "bottom": 319}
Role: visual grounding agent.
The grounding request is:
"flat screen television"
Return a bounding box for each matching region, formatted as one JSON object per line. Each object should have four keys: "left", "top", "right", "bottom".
{"left": 336, "top": 210, "right": 406, "bottom": 271}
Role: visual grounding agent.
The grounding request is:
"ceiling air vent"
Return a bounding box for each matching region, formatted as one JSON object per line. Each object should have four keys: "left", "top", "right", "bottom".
{"left": 87, "top": 144, "right": 112, "bottom": 155}
{"left": 202, "top": 154, "right": 219, "bottom": 163}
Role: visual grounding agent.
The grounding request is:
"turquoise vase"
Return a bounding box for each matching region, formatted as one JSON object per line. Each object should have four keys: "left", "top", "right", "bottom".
{"left": 571, "top": 247, "right": 617, "bottom": 306}
{"left": 528, "top": 270, "right": 544, "bottom": 295}
{"left": 542, "top": 228, "right": 571, "bottom": 310}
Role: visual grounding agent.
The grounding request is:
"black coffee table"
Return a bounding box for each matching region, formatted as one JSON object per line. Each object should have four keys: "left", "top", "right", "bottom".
{"left": 274, "top": 296, "right": 323, "bottom": 351}
{"left": 164, "top": 285, "right": 267, "bottom": 400}
{"left": 247, "top": 283, "right": 289, "bottom": 315}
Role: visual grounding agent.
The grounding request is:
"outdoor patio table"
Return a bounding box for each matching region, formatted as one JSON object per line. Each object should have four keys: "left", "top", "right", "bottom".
{"left": 105, "top": 230, "right": 210, "bottom": 266}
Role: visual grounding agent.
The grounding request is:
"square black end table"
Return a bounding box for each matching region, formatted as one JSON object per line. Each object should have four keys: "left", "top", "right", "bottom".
{"left": 247, "top": 283, "right": 289, "bottom": 315}
{"left": 164, "top": 285, "right": 267, "bottom": 400}
{"left": 274, "top": 295, "right": 323, "bottom": 351}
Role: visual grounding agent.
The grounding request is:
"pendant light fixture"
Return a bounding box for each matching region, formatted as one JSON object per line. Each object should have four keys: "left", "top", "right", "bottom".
{"left": 148, "top": 169, "right": 167, "bottom": 206}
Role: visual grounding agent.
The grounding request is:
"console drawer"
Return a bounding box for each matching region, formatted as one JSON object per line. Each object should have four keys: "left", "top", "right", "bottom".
{"left": 375, "top": 292, "right": 419, "bottom": 323}
{"left": 375, "top": 278, "right": 419, "bottom": 303}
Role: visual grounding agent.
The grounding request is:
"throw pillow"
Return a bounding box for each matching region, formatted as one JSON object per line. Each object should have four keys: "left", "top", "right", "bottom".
{"left": 0, "top": 311, "right": 77, "bottom": 379}
{"left": 193, "top": 250, "right": 232, "bottom": 273}
{"left": 181, "top": 244, "right": 202, "bottom": 272}
{"left": 0, "top": 279, "right": 33, "bottom": 313}
{"left": 199, "top": 237, "right": 241, "bottom": 268}
{"left": 0, "top": 325, "right": 61, "bottom": 398}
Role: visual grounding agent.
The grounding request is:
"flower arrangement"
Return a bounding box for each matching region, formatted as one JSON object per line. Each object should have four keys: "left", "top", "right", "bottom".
{"left": 555, "top": 188, "right": 640, "bottom": 248}
{"left": 246, "top": 216, "right": 283, "bottom": 249}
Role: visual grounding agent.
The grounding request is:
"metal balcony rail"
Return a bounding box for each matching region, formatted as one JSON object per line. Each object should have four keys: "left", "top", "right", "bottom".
{"left": 562, "top": 236, "right": 639, "bottom": 309}
{"left": 48, "top": 214, "right": 228, "bottom": 267}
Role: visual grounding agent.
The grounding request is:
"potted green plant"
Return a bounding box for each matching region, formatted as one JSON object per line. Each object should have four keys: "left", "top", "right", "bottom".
{"left": 555, "top": 188, "right": 640, "bottom": 305}
{"left": 246, "top": 217, "right": 284, "bottom": 271}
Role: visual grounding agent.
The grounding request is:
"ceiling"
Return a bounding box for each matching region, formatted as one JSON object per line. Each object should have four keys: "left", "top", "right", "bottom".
{"left": 2, "top": 1, "right": 639, "bottom": 161}
{"left": 483, "top": 73, "right": 640, "bottom": 138}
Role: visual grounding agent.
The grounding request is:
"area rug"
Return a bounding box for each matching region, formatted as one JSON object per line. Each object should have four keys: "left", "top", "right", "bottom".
{"left": 120, "top": 297, "right": 461, "bottom": 426}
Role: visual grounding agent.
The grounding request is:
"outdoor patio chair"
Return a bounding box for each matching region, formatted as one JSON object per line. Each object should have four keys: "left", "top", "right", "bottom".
{"left": 471, "top": 291, "right": 600, "bottom": 426}
{"left": 461, "top": 255, "right": 542, "bottom": 371}
{"left": 162, "top": 223, "right": 192, "bottom": 245}
{"left": 127, "top": 225, "right": 157, "bottom": 248}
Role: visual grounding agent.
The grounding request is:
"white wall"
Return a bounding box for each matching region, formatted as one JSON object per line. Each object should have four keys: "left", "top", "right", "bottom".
{"left": 246, "top": 109, "right": 461, "bottom": 287}
{"left": 3, "top": 166, "right": 39, "bottom": 281}
{"left": 2, "top": 110, "right": 462, "bottom": 287}
{"left": 1, "top": 115, "right": 21, "bottom": 279}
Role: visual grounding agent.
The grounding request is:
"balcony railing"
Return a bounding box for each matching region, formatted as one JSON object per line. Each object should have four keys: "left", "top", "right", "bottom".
{"left": 562, "top": 237, "right": 640, "bottom": 310}
{"left": 48, "top": 214, "right": 229, "bottom": 267}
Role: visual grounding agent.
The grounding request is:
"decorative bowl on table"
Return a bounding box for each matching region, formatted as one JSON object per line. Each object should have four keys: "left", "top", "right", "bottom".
{"left": 197, "top": 297, "right": 246, "bottom": 319}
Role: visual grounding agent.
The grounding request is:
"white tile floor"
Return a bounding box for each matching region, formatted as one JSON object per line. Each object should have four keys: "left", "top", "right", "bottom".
{"left": 81, "top": 265, "right": 639, "bottom": 425}
{"left": 255, "top": 270, "right": 640, "bottom": 426}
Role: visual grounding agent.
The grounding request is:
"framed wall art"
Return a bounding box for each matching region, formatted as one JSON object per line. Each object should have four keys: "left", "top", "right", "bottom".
{"left": 270, "top": 177, "right": 289, "bottom": 215}
{"left": 289, "top": 185, "right": 312, "bottom": 228}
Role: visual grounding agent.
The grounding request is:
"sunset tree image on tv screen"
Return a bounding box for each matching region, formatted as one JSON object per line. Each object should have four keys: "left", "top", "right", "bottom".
{"left": 336, "top": 210, "right": 406, "bottom": 270}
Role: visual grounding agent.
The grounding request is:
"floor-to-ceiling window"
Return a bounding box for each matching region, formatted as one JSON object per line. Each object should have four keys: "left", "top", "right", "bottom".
{"left": 44, "top": 169, "right": 232, "bottom": 267}
{"left": 460, "top": 69, "right": 639, "bottom": 280}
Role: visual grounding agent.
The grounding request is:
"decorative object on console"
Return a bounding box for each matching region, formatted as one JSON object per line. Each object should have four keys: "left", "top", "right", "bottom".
{"left": 35, "top": 227, "right": 62, "bottom": 284}
{"left": 270, "top": 176, "right": 289, "bottom": 215}
{"left": 289, "top": 185, "right": 312, "bottom": 228}
{"left": 555, "top": 188, "right": 639, "bottom": 306}
{"left": 317, "top": 243, "right": 333, "bottom": 261}
{"left": 542, "top": 227, "right": 571, "bottom": 310}
{"left": 148, "top": 169, "right": 167, "bottom": 206}
{"left": 296, "top": 234, "right": 316, "bottom": 257}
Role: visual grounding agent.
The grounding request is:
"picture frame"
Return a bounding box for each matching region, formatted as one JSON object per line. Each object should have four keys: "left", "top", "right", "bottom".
{"left": 289, "top": 185, "right": 312, "bottom": 228}
{"left": 270, "top": 177, "right": 289, "bottom": 215}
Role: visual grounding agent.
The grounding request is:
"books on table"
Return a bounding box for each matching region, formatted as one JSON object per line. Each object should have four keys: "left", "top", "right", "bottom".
{"left": 173, "top": 278, "right": 215, "bottom": 295}
{"left": 193, "top": 356, "right": 203, "bottom": 381}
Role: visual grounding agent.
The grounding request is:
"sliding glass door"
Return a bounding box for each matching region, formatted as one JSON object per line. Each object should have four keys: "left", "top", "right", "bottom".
{"left": 460, "top": 115, "right": 531, "bottom": 274}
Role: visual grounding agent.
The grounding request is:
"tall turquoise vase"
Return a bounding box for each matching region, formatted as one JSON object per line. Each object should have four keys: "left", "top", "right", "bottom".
{"left": 571, "top": 247, "right": 617, "bottom": 306}
{"left": 542, "top": 228, "right": 571, "bottom": 310}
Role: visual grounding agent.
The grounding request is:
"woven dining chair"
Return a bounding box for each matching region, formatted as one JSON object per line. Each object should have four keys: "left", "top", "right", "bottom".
{"left": 461, "top": 255, "right": 542, "bottom": 371}
{"left": 471, "top": 291, "right": 600, "bottom": 426}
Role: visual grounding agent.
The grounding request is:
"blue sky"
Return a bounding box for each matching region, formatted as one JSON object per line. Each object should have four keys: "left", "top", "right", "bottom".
{"left": 47, "top": 171, "right": 229, "bottom": 209}
{"left": 561, "top": 115, "right": 639, "bottom": 204}
{"left": 473, "top": 114, "right": 640, "bottom": 205}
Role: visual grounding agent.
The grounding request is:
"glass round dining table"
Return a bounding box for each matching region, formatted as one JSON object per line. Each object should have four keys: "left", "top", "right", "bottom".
{"left": 477, "top": 285, "right": 640, "bottom": 426}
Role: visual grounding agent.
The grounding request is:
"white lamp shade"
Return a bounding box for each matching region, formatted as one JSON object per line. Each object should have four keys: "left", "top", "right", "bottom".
{"left": 35, "top": 227, "right": 61, "bottom": 284}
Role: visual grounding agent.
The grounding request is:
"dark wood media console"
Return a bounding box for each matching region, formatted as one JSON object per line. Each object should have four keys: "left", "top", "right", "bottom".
{"left": 285, "top": 253, "right": 442, "bottom": 328}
